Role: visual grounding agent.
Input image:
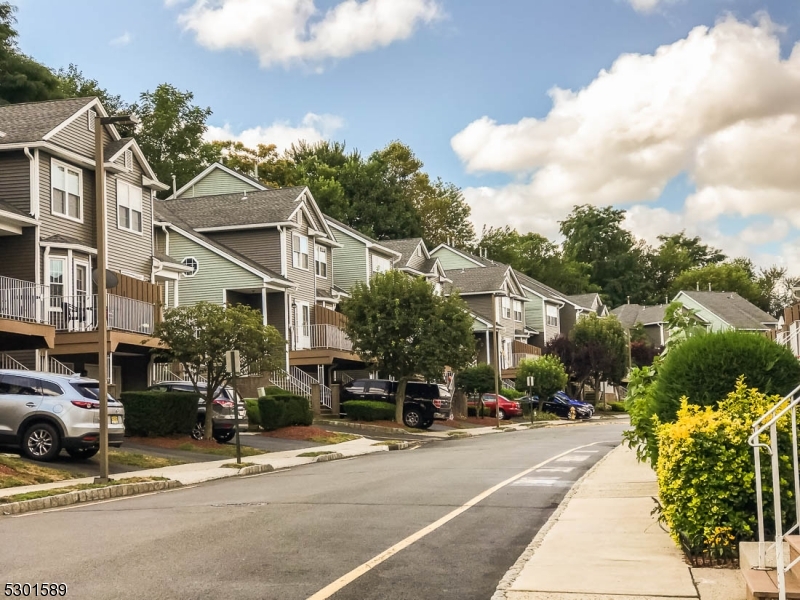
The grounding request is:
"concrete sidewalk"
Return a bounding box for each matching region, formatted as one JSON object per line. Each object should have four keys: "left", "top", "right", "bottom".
{"left": 493, "top": 445, "right": 745, "bottom": 600}
{"left": 0, "top": 436, "right": 390, "bottom": 499}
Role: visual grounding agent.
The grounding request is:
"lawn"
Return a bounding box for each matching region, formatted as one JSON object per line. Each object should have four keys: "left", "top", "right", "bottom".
{"left": 126, "top": 436, "right": 266, "bottom": 458}
{"left": 261, "top": 426, "right": 360, "bottom": 445}
{"left": 0, "top": 455, "right": 79, "bottom": 489}
{"left": 108, "top": 450, "right": 187, "bottom": 469}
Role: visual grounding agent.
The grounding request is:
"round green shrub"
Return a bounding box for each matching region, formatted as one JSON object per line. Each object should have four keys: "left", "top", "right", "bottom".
{"left": 342, "top": 400, "right": 395, "bottom": 421}
{"left": 652, "top": 331, "right": 800, "bottom": 423}
{"left": 609, "top": 402, "right": 626, "bottom": 412}
{"left": 120, "top": 391, "right": 198, "bottom": 437}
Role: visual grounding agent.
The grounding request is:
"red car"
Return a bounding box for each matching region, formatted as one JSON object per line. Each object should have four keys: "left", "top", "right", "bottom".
{"left": 472, "top": 393, "right": 522, "bottom": 420}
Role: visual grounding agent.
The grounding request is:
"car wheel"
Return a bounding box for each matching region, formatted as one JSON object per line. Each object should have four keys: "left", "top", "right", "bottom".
{"left": 497, "top": 408, "right": 506, "bottom": 421}
{"left": 66, "top": 447, "right": 99, "bottom": 460}
{"left": 403, "top": 407, "right": 423, "bottom": 429}
{"left": 22, "top": 422, "right": 61, "bottom": 462}
{"left": 191, "top": 421, "right": 204, "bottom": 440}
{"left": 214, "top": 431, "right": 235, "bottom": 444}
{"left": 420, "top": 418, "right": 434, "bottom": 430}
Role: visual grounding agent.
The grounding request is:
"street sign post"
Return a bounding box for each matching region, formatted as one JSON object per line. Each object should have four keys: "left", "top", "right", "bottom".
{"left": 527, "top": 375, "right": 535, "bottom": 423}
{"left": 225, "top": 350, "right": 243, "bottom": 464}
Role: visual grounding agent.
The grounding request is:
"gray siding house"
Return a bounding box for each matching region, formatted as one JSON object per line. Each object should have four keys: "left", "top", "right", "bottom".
{"left": 672, "top": 291, "right": 778, "bottom": 333}
{"left": 0, "top": 97, "right": 170, "bottom": 392}
{"left": 611, "top": 304, "right": 671, "bottom": 347}
{"left": 381, "top": 238, "right": 449, "bottom": 294}
{"left": 325, "top": 216, "right": 401, "bottom": 293}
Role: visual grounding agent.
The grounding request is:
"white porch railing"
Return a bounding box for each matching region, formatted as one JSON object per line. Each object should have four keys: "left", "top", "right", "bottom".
{"left": 48, "top": 294, "right": 154, "bottom": 334}
{"left": 0, "top": 353, "right": 27, "bottom": 370}
{"left": 152, "top": 362, "right": 207, "bottom": 384}
{"left": 0, "top": 276, "right": 46, "bottom": 323}
{"left": 291, "top": 324, "right": 353, "bottom": 352}
{"left": 40, "top": 356, "right": 75, "bottom": 376}
{"left": 748, "top": 382, "right": 800, "bottom": 599}
{"left": 777, "top": 324, "right": 800, "bottom": 358}
{"left": 270, "top": 368, "right": 309, "bottom": 398}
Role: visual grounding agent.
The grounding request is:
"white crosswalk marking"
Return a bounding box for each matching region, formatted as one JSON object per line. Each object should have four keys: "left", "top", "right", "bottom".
{"left": 512, "top": 477, "right": 564, "bottom": 487}
{"left": 556, "top": 454, "right": 590, "bottom": 463}
{"left": 536, "top": 467, "right": 575, "bottom": 473}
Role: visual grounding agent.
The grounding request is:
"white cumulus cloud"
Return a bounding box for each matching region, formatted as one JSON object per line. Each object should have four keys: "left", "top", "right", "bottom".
{"left": 205, "top": 113, "right": 345, "bottom": 153}
{"left": 626, "top": 0, "right": 681, "bottom": 14}
{"left": 453, "top": 14, "right": 800, "bottom": 271}
{"left": 174, "top": 0, "right": 442, "bottom": 68}
{"left": 109, "top": 32, "right": 133, "bottom": 46}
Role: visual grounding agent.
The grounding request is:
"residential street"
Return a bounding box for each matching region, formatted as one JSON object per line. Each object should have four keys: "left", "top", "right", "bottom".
{"left": 1, "top": 422, "right": 624, "bottom": 600}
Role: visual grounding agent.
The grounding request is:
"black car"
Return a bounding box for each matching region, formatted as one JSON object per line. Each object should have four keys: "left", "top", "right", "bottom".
{"left": 519, "top": 395, "right": 592, "bottom": 420}
{"left": 341, "top": 379, "right": 451, "bottom": 429}
{"left": 148, "top": 381, "right": 248, "bottom": 442}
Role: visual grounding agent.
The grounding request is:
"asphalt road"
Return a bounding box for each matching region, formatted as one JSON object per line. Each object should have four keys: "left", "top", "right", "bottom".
{"left": 0, "top": 421, "right": 625, "bottom": 600}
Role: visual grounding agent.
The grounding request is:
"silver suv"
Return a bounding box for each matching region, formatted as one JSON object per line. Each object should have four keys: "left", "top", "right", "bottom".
{"left": 0, "top": 370, "right": 125, "bottom": 461}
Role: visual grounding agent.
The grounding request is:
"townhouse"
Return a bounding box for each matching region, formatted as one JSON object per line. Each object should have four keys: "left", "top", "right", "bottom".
{"left": 379, "top": 238, "right": 449, "bottom": 293}
{"left": 671, "top": 290, "right": 778, "bottom": 333}
{"left": 0, "top": 97, "right": 170, "bottom": 393}
{"left": 611, "top": 303, "right": 672, "bottom": 347}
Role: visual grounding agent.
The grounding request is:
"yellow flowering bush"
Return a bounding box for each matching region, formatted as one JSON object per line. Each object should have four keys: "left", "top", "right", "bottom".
{"left": 656, "top": 379, "right": 793, "bottom": 554}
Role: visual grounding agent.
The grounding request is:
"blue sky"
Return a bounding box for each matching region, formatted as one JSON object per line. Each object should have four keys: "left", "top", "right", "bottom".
{"left": 14, "top": 0, "right": 800, "bottom": 270}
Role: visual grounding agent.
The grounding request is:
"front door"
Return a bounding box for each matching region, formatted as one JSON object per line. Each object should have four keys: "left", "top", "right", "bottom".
{"left": 296, "top": 302, "right": 311, "bottom": 350}
{"left": 74, "top": 261, "right": 93, "bottom": 330}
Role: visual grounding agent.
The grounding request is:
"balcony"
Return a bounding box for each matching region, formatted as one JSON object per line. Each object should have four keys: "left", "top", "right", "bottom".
{"left": 290, "top": 324, "right": 353, "bottom": 352}
{"left": 49, "top": 294, "right": 155, "bottom": 335}
{"left": 0, "top": 276, "right": 46, "bottom": 323}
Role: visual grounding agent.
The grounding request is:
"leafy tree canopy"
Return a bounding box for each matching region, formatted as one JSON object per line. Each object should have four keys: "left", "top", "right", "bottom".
{"left": 515, "top": 355, "right": 569, "bottom": 401}
{"left": 341, "top": 270, "right": 476, "bottom": 422}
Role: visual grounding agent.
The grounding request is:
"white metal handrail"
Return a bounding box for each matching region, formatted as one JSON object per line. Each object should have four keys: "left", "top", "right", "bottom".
{"left": 45, "top": 357, "right": 75, "bottom": 376}
{"left": 0, "top": 277, "right": 46, "bottom": 323}
{"left": 290, "top": 324, "right": 353, "bottom": 352}
{"left": 269, "top": 368, "right": 309, "bottom": 398}
{"left": 152, "top": 363, "right": 207, "bottom": 384}
{"left": 748, "top": 383, "right": 800, "bottom": 599}
{"left": 48, "top": 293, "right": 155, "bottom": 334}
{"left": 107, "top": 294, "right": 154, "bottom": 334}
{"left": 0, "top": 353, "right": 28, "bottom": 370}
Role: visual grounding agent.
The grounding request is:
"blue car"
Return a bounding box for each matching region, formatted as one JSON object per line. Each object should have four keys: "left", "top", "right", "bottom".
{"left": 554, "top": 391, "right": 594, "bottom": 415}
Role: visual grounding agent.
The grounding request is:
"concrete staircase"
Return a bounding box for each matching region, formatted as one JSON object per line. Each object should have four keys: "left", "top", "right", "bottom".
{"left": 743, "top": 539, "right": 800, "bottom": 598}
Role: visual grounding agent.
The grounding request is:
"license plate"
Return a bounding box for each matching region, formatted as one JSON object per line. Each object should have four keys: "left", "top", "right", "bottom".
{"left": 110, "top": 415, "right": 121, "bottom": 424}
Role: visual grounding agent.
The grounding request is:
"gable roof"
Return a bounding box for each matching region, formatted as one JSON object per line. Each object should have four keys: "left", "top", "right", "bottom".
{"left": 677, "top": 290, "right": 777, "bottom": 330}
{"left": 381, "top": 238, "right": 428, "bottom": 265}
{"left": 445, "top": 265, "right": 524, "bottom": 297}
{"left": 611, "top": 304, "right": 670, "bottom": 329}
{"left": 567, "top": 293, "right": 602, "bottom": 311}
{"left": 154, "top": 203, "right": 291, "bottom": 287}
{"left": 0, "top": 97, "right": 97, "bottom": 144}
{"left": 0, "top": 199, "right": 31, "bottom": 219}
{"left": 168, "top": 162, "right": 269, "bottom": 199}
{"left": 105, "top": 137, "right": 134, "bottom": 161}
{"left": 514, "top": 271, "right": 567, "bottom": 305}
{"left": 325, "top": 216, "right": 401, "bottom": 258}
{"left": 161, "top": 187, "right": 308, "bottom": 230}
{"left": 430, "top": 243, "right": 493, "bottom": 268}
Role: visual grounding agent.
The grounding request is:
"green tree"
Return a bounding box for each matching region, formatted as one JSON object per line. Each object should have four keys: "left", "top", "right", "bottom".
{"left": 340, "top": 270, "right": 476, "bottom": 424}
{"left": 478, "top": 226, "right": 596, "bottom": 294}
{"left": 455, "top": 363, "right": 496, "bottom": 418}
{"left": 131, "top": 84, "right": 216, "bottom": 194}
{"left": 55, "top": 64, "right": 129, "bottom": 115}
{"left": 570, "top": 314, "right": 628, "bottom": 408}
{"left": 415, "top": 178, "right": 475, "bottom": 249}
{"left": 0, "top": 2, "right": 62, "bottom": 104}
{"left": 560, "top": 205, "right": 652, "bottom": 306}
{"left": 649, "top": 232, "right": 725, "bottom": 304}
{"left": 669, "top": 263, "right": 764, "bottom": 309}
{"left": 151, "top": 302, "right": 285, "bottom": 439}
{"left": 515, "top": 355, "right": 569, "bottom": 412}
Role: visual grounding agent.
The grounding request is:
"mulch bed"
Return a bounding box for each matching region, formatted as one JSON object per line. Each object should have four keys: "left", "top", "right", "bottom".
{"left": 260, "top": 426, "right": 338, "bottom": 441}
{"left": 126, "top": 435, "right": 224, "bottom": 451}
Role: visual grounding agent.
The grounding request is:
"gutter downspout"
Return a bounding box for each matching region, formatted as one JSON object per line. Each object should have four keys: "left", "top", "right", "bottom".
{"left": 24, "top": 147, "right": 42, "bottom": 291}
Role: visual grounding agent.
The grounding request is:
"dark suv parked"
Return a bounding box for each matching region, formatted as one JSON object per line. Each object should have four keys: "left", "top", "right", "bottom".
{"left": 341, "top": 379, "right": 451, "bottom": 429}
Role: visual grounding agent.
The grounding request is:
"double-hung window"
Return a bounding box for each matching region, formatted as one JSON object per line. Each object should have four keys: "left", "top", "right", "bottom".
{"left": 117, "top": 180, "right": 143, "bottom": 233}
{"left": 546, "top": 305, "right": 559, "bottom": 327}
{"left": 315, "top": 246, "right": 328, "bottom": 278}
{"left": 513, "top": 300, "right": 523, "bottom": 322}
{"left": 292, "top": 234, "right": 309, "bottom": 269}
{"left": 52, "top": 161, "right": 82, "bottom": 221}
{"left": 502, "top": 296, "right": 511, "bottom": 320}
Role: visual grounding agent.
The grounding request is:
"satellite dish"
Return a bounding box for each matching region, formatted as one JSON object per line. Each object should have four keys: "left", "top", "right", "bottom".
{"left": 92, "top": 269, "right": 119, "bottom": 289}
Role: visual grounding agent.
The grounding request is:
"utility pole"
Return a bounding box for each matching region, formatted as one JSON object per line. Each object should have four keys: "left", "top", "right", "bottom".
{"left": 493, "top": 293, "right": 501, "bottom": 428}
{"left": 226, "top": 350, "right": 243, "bottom": 465}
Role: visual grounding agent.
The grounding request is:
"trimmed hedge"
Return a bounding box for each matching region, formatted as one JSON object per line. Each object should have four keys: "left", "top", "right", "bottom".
{"left": 610, "top": 402, "right": 627, "bottom": 413}
{"left": 245, "top": 399, "right": 260, "bottom": 427}
{"left": 257, "top": 392, "right": 313, "bottom": 431}
{"left": 652, "top": 331, "right": 800, "bottom": 423}
{"left": 501, "top": 387, "right": 523, "bottom": 400}
{"left": 342, "top": 400, "right": 395, "bottom": 421}
{"left": 119, "top": 391, "right": 198, "bottom": 437}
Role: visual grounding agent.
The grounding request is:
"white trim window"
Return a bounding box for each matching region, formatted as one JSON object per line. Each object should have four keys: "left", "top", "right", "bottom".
{"left": 315, "top": 245, "right": 328, "bottom": 278}
{"left": 513, "top": 300, "right": 523, "bottom": 322}
{"left": 372, "top": 255, "right": 391, "bottom": 274}
{"left": 51, "top": 160, "right": 82, "bottom": 221}
{"left": 502, "top": 296, "right": 511, "bottom": 320}
{"left": 117, "top": 180, "right": 143, "bottom": 233}
{"left": 546, "top": 305, "right": 559, "bottom": 328}
{"left": 182, "top": 257, "right": 199, "bottom": 277}
{"left": 292, "top": 233, "right": 309, "bottom": 269}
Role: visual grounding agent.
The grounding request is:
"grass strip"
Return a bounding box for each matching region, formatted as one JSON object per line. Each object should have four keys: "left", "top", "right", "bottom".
{"left": 0, "top": 477, "right": 169, "bottom": 504}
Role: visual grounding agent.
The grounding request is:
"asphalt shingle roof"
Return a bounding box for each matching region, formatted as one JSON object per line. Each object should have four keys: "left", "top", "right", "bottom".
{"left": 611, "top": 304, "right": 669, "bottom": 329}
{"left": 154, "top": 251, "right": 188, "bottom": 267}
{"left": 514, "top": 271, "right": 566, "bottom": 303}
{"left": 567, "top": 293, "right": 601, "bottom": 310}
{"left": 680, "top": 290, "right": 777, "bottom": 330}
{"left": 105, "top": 137, "right": 133, "bottom": 160}
{"left": 0, "top": 200, "right": 30, "bottom": 218}
{"left": 161, "top": 187, "right": 307, "bottom": 230}
{"left": 0, "top": 97, "right": 96, "bottom": 144}
{"left": 41, "top": 234, "right": 88, "bottom": 246}
{"left": 381, "top": 238, "right": 425, "bottom": 267}
{"left": 445, "top": 265, "right": 511, "bottom": 294}
{"left": 154, "top": 203, "right": 290, "bottom": 285}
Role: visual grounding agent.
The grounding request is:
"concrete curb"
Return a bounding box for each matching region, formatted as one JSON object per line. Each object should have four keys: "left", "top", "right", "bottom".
{"left": 238, "top": 464, "right": 275, "bottom": 476}
{"left": 386, "top": 441, "right": 410, "bottom": 450}
{"left": 314, "top": 419, "right": 413, "bottom": 436}
{"left": 0, "top": 480, "right": 181, "bottom": 516}
{"left": 490, "top": 446, "right": 620, "bottom": 600}
{"left": 315, "top": 452, "right": 345, "bottom": 463}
